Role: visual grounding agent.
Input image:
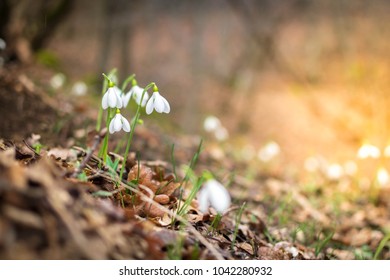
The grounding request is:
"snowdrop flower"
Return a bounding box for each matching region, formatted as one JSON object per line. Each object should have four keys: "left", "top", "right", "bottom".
{"left": 122, "top": 83, "right": 149, "bottom": 107}
{"left": 357, "top": 143, "right": 380, "bottom": 159}
{"left": 326, "top": 163, "right": 343, "bottom": 181}
{"left": 203, "top": 115, "right": 222, "bottom": 132}
{"left": 50, "top": 73, "right": 66, "bottom": 89}
{"left": 71, "top": 81, "right": 87, "bottom": 96}
{"left": 109, "top": 109, "right": 130, "bottom": 134}
{"left": 146, "top": 85, "right": 170, "bottom": 114}
{"left": 376, "top": 167, "right": 390, "bottom": 188}
{"left": 102, "top": 84, "right": 122, "bottom": 109}
{"left": 258, "top": 141, "right": 280, "bottom": 162}
{"left": 197, "top": 179, "right": 231, "bottom": 214}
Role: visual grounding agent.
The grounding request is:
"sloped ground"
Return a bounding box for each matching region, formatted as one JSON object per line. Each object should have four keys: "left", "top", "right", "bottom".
{"left": 0, "top": 66, "right": 389, "bottom": 260}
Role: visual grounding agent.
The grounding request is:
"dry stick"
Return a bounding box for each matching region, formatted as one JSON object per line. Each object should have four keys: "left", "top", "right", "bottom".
{"left": 96, "top": 172, "right": 225, "bottom": 260}
{"left": 22, "top": 140, "right": 41, "bottom": 158}
{"left": 72, "top": 129, "right": 106, "bottom": 178}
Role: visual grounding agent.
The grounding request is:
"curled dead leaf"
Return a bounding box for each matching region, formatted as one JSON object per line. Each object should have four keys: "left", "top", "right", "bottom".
{"left": 127, "top": 164, "right": 156, "bottom": 191}
{"left": 154, "top": 194, "right": 170, "bottom": 205}
{"left": 144, "top": 202, "right": 165, "bottom": 218}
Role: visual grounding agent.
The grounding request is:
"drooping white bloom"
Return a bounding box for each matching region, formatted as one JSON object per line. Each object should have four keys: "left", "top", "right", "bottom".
{"left": 102, "top": 86, "right": 123, "bottom": 109}
{"left": 326, "top": 163, "right": 343, "bottom": 181}
{"left": 72, "top": 81, "right": 87, "bottom": 96}
{"left": 376, "top": 167, "right": 390, "bottom": 188}
{"left": 50, "top": 73, "right": 66, "bottom": 89}
{"left": 357, "top": 144, "right": 380, "bottom": 159}
{"left": 109, "top": 111, "right": 130, "bottom": 134}
{"left": 258, "top": 141, "right": 280, "bottom": 162}
{"left": 122, "top": 85, "right": 149, "bottom": 107}
{"left": 197, "top": 179, "right": 231, "bottom": 214}
{"left": 146, "top": 90, "right": 170, "bottom": 114}
{"left": 203, "top": 115, "right": 222, "bottom": 132}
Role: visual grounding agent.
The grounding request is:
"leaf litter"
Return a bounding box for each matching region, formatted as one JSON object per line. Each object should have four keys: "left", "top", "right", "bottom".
{"left": 0, "top": 70, "right": 389, "bottom": 260}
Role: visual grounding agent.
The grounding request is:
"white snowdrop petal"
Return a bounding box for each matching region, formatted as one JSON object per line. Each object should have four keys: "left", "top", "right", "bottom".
{"left": 122, "top": 93, "right": 131, "bottom": 108}
{"left": 102, "top": 93, "right": 109, "bottom": 109}
{"left": 107, "top": 90, "right": 118, "bottom": 108}
{"left": 133, "top": 85, "right": 141, "bottom": 94}
{"left": 109, "top": 118, "right": 116, "bottom": 134}
{"left": 146, "top": 98, "right": 154, "bottom": 115}
{"left": 154, "top": 94, "right": 165, "bottom": 113}
{"left": 162, "top": 96, "right": 170, "bottom": 113}
{"left": 115, "top": 92, "right": 123, "bottom": 108}
{"left": 121, "top": 116, "right": 131, "bottom": 132}
{"left": 207, "top": 180, "right": 231, "bottom": 213}
{"left": 139, "top": 91, "right": 149, "bottom": 107}
{"left": 113, "top": 115, "right": 122, "bottom": 131}
{"left": 197, "top": 188, "right": 210, "bottom": 213}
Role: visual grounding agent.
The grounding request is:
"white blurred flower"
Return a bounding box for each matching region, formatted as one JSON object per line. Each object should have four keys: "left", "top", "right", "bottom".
{"left": 109, "top": 110, "right": 130, "bottom": 134}
{"left": 326, "top": 164, "right": 343, "bottom": 181}
{"left": 50, "top": 73, "right": 66, "bottom": 89}
{"left": 197, "top": 179, "right": 231, "bottom": 214}
{"left": 122, "top": 84, "right": 149, "bottom": 107}
{"left": 357, "top": 144, "right": 380, "bottom": 159}
{"left": 0, "top": 38, "right": 6, "bottom": 50}
{"left": 384, "top": 145, "right": 390, "bottom": 157}
{"left": 288, "top": 246, "right": 299, "bottom": 258}
{"left": 344, "top": 160, "right": 358, "bottom": 176}
{"left": 145, "top": 86, "right": 170, "bottom": 114}
{"left": 72, "top": 81, "right": 88, "bottom": 96}
{"left": 214, "top": 126, "right": 229, "bottom": 141}
{"left": 102, "top": 86, "right": 123, "bottom": 109}
{"left": 258, "top": 141, "right": 280, "bottom": 162}
{"left": 203, "top": 115, "right": 221, "bottom": 132}
{"left": 376, "top": 167, "right": 390, "bottom": 188}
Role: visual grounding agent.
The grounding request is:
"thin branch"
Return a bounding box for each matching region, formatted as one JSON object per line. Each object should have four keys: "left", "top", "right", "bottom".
{"left": 71, "top": 129, "right": 106, "bottom": 178}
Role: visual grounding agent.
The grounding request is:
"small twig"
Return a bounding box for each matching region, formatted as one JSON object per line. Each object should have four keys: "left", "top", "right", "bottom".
{"left": 22, "top": 140, "right": 41, "bottom": 158}
{"left": 72, "top": 129, "right": 106, "bottom": 178}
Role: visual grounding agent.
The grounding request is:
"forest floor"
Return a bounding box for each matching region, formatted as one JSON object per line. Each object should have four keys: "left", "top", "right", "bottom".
{"left": 1, "top": 64, "right": 390, "bottom": 260}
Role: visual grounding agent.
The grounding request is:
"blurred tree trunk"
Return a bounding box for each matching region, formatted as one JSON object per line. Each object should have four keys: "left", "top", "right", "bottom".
{"left": 98, "top": 0, "right": 140, "bottom": 81}
{"left": 1, "top": 0, "right": 73, "bottom": 63}
{"left": 226, "top": 0, "right": 308, "bottom": 82}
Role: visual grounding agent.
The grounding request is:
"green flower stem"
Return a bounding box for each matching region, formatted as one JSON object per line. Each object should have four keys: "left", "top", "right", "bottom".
{"left": 121, "top": 74, "right": 135, "bottom": 94}
{"left": 99, "top": 108, "right": 112, "bottom": 163}
{"left": 118, "top": 82, "right": 155, "bottom": 182}
{"left": 96, "top": 80, "right": 107, "bottom": 132}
